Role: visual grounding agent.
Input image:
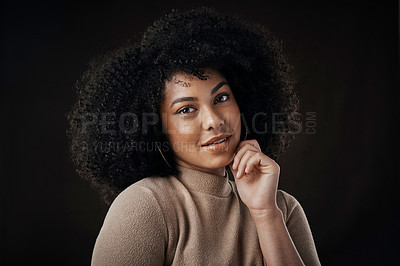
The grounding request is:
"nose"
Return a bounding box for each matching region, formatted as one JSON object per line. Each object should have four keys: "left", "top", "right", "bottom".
{"left": 201, "top": 106, "right": 224, "bottom": 131}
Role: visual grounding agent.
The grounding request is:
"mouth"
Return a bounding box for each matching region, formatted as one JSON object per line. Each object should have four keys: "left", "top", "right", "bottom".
{"left": 201, "top": 136, "right": 231, "bottom": 147}
{"left": 201, "top": 134, "right": 232, "bottom": 147}
{"left": 200, "top": 135, "right": 232, "bottom": 152}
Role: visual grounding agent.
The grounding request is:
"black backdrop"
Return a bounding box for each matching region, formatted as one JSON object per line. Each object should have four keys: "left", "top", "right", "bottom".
{"left": 1, "top": 1, "right": 399, "bottom": 265}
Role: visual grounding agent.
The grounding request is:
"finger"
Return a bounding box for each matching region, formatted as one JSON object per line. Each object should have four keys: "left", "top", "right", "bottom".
{"left": 232, "top": 144, "right": 258, "bottom": 170}
{"left": 236, "top": 139, "right": 261, "bottom": 152}
{"left": 244, "top": 153, "right": 262, "bottom": 174}
{"left": 237, "top": 149, "right": 257, "bottom": 178}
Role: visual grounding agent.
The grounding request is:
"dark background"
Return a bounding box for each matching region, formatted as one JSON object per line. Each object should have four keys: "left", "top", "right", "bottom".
{"left": 1, "top": 1, "right": 399, "bottom": 265}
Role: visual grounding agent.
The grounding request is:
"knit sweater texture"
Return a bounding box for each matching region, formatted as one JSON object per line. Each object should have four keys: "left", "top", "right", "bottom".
{"left": 92, "top": 165, "right": 320, "bottom": 265}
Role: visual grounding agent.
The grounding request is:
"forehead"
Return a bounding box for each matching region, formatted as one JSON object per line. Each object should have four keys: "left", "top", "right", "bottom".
{"left": 164, "top": 69, "right": 226, "bottom": 99}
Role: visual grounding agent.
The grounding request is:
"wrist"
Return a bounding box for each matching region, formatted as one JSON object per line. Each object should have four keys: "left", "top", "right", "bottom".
{"left": 249, "top": 207, "right": 283, "bottom": 224}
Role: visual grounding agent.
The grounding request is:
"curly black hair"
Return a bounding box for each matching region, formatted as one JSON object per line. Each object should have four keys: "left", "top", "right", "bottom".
{"left": 66, "top": 7, "right": 299, "bottom": 205}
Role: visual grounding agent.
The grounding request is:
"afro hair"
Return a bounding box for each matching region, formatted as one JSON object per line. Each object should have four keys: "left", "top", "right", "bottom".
{"left": 66, "top": 7, "right": 299, "bottom": 205}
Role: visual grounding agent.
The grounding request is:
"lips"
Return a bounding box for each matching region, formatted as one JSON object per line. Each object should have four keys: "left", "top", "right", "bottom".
{"left": 201, "top": 134, "right": 231, "bottom": 147}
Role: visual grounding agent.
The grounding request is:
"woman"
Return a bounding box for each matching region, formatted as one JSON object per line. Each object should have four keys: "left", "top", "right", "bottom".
{"left": 67, "top": 7, "right": 321, "bottom": 265}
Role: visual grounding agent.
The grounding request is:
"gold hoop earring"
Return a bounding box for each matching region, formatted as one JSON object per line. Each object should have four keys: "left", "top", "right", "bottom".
{"left": 156, "top": 144, "right": 172, "bottom": 169}
{"left": 243, "top": 130, "right": 248, "bottom": 141}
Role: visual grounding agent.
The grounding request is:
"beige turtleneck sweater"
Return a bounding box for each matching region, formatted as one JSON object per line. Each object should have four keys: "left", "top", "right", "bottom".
{"left": 91, "top": 166, "right": 320, "bottom": 265}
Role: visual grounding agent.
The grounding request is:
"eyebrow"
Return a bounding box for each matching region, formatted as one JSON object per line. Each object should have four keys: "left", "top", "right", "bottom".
{"left": 170, "top": 81, "right": 229, "bottom": 108}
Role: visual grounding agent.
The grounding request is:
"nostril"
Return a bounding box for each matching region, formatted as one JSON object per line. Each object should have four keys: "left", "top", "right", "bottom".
{"left": 202, "top": 114, "right": 224, "bottom": 130}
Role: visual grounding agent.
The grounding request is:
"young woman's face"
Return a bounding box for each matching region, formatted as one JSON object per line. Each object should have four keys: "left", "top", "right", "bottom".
{"left": 160, "top": 69, "right": 241, "bottom": 175}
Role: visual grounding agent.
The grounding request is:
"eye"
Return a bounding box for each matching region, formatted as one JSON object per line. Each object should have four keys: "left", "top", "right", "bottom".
{"left": 177, "top": 106, "right": 197, "bottom": 114}
{"left": 214, "top": 93, "right": 230, "bottom": 104}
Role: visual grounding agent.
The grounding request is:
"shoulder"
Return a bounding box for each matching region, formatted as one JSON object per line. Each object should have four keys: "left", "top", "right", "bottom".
{"left": 92, "top": 177, "right": 172, "bottom": 265}
{"left": 109, "top": 176, "right": 173, "bottom": 213}
{"left": 276, "top": 189, "right": 302, "bottom": 222}
{"left": 276, "top": 190, "right": 321, "bottom": 265}
{"left": 276, "top": 189, "right": 300, "bottom": 207}
{"left": 99, "top": 177, "right": 179, "bottom": 230}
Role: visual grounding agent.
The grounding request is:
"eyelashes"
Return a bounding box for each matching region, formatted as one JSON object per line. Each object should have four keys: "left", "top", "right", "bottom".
{"left": 177, "top": 105, "right": 197, "bottom": 114}
{"left": 214, "top": 93, "right": 230, "bottom": 103}
{"left": 176, "top": 92, "right": 231, "bottom": 115}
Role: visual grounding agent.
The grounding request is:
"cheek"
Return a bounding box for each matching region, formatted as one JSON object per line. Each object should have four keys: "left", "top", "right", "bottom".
{"left": 226, "top": 105, "right": 241, "bottom": 130}
{"left": 165, "top": 117, "right": 200, "bottom": 147}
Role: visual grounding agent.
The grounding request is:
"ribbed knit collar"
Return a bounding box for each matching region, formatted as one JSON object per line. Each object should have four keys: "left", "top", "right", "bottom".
{"left": 176, "top": 165, "right": 232, "bottom": 198}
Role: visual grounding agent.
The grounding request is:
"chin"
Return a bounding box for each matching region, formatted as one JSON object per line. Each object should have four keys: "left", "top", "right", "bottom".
{"left": 204, "top": 153, "right": 234, "bottom": 169}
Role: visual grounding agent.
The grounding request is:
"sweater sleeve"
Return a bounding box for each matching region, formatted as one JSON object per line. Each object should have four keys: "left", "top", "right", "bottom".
{"left": 277, "top": 190, "right": 321, "bottom": 266}
{"left": 91, "top": 184, "right": 167, "bottom": 266}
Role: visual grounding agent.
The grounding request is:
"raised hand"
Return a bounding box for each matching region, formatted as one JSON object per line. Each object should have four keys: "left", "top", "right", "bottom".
{"left": 229, "top": 139, "right": 280, "bottom": 215}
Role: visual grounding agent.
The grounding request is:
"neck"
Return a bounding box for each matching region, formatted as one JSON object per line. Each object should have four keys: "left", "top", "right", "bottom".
{"left": 175, "top": 165, "right": 232, "bottom": 197}
{"left": 175, "top": 161, "right": 226, "bottom": 177}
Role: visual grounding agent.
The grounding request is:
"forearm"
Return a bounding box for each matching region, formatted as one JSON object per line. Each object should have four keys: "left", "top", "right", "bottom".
{"left": 250, "top": 208, "right": 305, "bottom": 266}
